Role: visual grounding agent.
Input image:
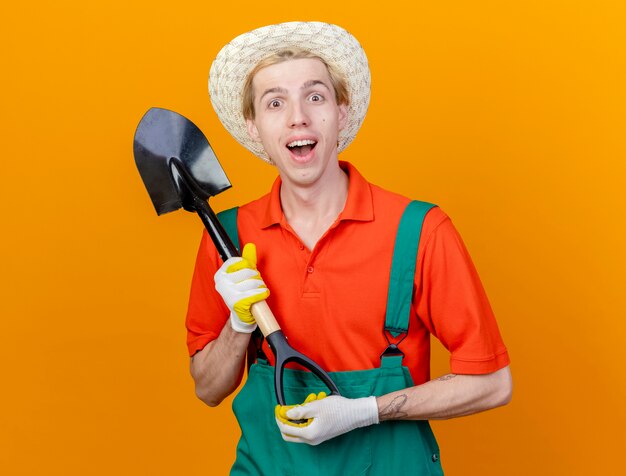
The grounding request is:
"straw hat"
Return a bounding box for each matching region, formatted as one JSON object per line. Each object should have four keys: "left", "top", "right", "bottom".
{"left": 209, "top": 21, "right": 371, "bottom": 162}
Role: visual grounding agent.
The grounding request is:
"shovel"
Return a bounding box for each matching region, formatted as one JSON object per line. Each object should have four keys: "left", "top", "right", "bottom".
{"left": 133, "top": 107, "right": 341, "bottom": 406}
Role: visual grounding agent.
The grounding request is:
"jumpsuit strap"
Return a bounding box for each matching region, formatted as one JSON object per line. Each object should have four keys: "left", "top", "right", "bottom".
{"left": 216, "top": 206, "right": 241, "bottom": 254}
{"left": 382, "top": 201, "right": 436, "bottom": 358}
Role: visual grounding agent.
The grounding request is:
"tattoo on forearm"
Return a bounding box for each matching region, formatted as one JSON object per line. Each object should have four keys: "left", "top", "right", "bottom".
{"left": 380, "top": 394, "right": 409, "bottom": 419}
{"left": 437, "top": 374, "right": 457, "bottom": 381}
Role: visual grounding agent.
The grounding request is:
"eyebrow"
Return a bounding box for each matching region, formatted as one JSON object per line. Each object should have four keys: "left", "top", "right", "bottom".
{"left": 258, "top": 80, "right": 332, "bottom": 103}
{"left": 302, "top": 80, "right": 331, "bottom": 91}
{"left": 259, "top": 86, "right": 288, "bottom": 103}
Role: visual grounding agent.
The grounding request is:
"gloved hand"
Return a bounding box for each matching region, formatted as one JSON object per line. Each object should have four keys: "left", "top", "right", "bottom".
{"left": 275, "top": 392, "right": 379, "bottom": 446}
{"left": 214, "top": 243, "right": 270, "bottom": 333}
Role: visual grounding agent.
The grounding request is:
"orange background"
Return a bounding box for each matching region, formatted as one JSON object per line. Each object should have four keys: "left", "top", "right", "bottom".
{"left": 1, "top": 1, "right": 625, "bottom": 474}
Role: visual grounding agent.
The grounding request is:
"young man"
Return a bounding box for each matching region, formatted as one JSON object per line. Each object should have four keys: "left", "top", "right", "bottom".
{"left": 187, "top": 22, "right": 511, "bottom": 475}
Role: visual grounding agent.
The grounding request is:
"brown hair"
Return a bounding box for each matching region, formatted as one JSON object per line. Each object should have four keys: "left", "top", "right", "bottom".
{"left": 242, "top": 48, "right": 350, "bottom": 120}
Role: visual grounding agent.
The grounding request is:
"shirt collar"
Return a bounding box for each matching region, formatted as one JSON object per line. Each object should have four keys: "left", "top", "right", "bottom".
{"left": 260, "top": 161, "right": 374, "bottom": 229}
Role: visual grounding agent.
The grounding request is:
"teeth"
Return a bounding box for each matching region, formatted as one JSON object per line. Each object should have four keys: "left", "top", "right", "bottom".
{"left": 287, "top": 139, "right": 316, "bottom": 148}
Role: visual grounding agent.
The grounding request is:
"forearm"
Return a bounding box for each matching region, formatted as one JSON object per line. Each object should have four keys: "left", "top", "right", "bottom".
{"left": 377, "top": 365, "right": 512, "bottom": 421}
{"left": 190, "top": 322, "right": 251, "bottom": 407}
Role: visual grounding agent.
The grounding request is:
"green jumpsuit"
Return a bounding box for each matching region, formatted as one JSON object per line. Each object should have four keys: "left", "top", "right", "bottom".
{"left": 219, "top": 201, "right": 444, "bottom": 476}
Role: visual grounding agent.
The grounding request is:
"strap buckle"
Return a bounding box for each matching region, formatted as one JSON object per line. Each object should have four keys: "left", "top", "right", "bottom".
{"left": 380, "top": 329, "right": 407, "bottom": 358}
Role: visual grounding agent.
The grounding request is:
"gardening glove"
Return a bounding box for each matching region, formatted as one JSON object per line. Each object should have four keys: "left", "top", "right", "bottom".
{"left": 214, "top": 243, "right": 269, "bottom": 333}
{"left": 275, "top": 392, "right": 379, "bottom": 446}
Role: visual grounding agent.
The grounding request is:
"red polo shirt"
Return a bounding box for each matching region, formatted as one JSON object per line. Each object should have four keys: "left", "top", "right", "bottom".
{"left": 186, "top": 162, "right": 509, "bottom": 385}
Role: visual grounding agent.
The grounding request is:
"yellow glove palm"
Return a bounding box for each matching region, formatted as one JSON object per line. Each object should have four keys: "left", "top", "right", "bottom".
{"left": 274, "top": 392, "right": 327, "bottom": 427}
{"left": 227, "top": 244, "right": 268, "bottom": 324}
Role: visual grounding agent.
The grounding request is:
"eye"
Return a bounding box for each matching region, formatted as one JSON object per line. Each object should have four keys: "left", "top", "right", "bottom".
{"left": 309, "top": 93, "right": 324, "bottom": 102}
{"left": 268, "top": 99, "right": 282, "bottom": 109}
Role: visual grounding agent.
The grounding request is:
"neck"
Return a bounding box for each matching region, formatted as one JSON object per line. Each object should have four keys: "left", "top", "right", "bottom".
{"left": 279, "top": 163, "right": 349, "bottom": 250}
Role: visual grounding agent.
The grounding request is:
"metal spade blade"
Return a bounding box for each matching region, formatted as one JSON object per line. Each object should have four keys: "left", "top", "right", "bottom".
{"left": 133, "top": 107, "right": 231, "bottom": 215}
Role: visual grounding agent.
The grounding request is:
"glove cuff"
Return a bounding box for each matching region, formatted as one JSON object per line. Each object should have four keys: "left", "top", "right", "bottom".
{"left": 230, "top": 312, "right": 258, "bottom": 334}
{"left": 359, "top": 396, "right": 380, "bottom": 427}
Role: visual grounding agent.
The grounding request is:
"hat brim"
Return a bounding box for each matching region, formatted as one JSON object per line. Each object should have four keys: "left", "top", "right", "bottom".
{"left": 209, "top": 21, "right": 371, "bottom": 162}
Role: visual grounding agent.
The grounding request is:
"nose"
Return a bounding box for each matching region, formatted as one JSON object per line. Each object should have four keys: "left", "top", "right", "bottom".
{"left": 288, "top": 101, "right": 310, "bottom": 128}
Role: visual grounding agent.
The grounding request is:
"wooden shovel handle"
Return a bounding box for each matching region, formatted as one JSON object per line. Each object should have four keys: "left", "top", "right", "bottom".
{"left": 251, "top": 300, "right": 281, "bottom": 336}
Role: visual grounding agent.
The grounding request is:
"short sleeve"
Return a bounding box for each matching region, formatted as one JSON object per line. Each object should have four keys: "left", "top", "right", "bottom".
{"left": 414, "top": 210, "right": 510, "bottom": 374}
{"left": 185, "top": 230, "right": 230, "bottom": 356}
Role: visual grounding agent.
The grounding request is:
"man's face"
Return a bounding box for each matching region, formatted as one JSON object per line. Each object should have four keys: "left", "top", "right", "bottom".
{"left": 246, "top": 58, "right": 348, "bottom": 189}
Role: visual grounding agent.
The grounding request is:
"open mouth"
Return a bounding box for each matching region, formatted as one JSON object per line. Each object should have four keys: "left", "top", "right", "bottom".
{"left": 286, "top": 139, "right": 317, "bottom": 157}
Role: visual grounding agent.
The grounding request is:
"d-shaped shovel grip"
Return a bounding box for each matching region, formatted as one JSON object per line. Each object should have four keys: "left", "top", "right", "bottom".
{"left": 265, "top": 328, "right": 341, "bottom": 406}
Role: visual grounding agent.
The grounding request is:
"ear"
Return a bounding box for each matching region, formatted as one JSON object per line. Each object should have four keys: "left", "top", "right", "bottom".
{"left": 246, "top": 119, "right": 262, "bottom": 142}
{"left": 337, "top": 104, "right": 348, "bottom": 131}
